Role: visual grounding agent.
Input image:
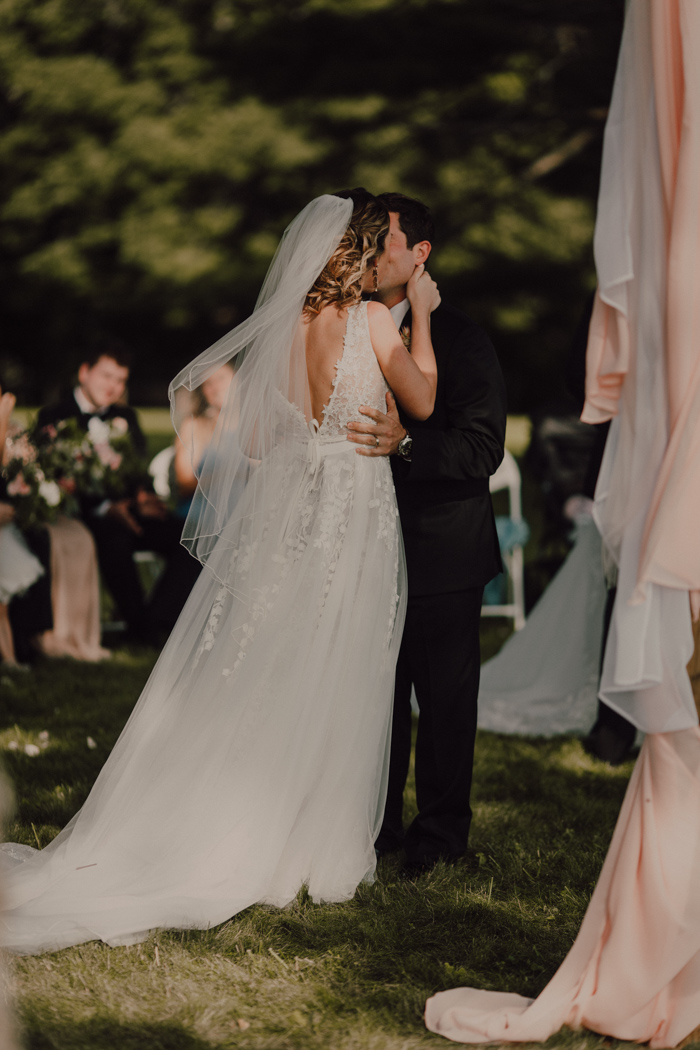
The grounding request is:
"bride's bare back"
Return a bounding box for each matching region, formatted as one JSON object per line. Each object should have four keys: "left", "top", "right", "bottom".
{"left": 304, "top": 269, "right": 439, "bottom": 429}
{"left": 303, "top": 305, "right": 350, "bottom": 425}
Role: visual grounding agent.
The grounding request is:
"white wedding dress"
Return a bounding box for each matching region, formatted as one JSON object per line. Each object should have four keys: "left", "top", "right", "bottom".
{"left": 0, "top": 300, "right": 406, "bottom": 953}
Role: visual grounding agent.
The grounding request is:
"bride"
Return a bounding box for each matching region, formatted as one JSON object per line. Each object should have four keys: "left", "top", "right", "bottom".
{"left": 0, "top": 190, "right": 439, "bottom": 954}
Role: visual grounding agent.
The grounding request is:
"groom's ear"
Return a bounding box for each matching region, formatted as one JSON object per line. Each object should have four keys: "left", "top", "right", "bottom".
{"left": 413, "top": 240, "right": 432, "bottom": 266}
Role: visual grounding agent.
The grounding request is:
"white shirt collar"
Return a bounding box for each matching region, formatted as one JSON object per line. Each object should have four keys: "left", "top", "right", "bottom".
{"left": 388, "top": 298, "right": 410, "bottom": 330}
{"left": 73, "top": 386, "right": 106, "bottom": 416}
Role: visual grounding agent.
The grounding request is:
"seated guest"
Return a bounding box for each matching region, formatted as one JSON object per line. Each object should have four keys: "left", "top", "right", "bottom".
{"left": 0, "top": 504, "right": 44, "bottom": 669}
{"left": 37, "top": 337, "right": 200, "bottom": 645}
{"left": 6, "top": 527, "right": 53, "bottom": 665}
{"left": 173, "top": 362, "right": 235, "bottom": 519}
{"left": 0, "top": 388, "right": 44, "bottom": 669}
{"left": 2, "top": 380, "right": 107, "bottom": 664}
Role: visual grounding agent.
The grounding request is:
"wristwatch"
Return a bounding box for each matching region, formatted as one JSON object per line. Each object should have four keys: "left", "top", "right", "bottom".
{"left": 396, "top": 430, "right": 413, "bottom": 461}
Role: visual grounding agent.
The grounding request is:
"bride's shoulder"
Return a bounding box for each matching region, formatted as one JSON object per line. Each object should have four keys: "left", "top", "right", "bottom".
{"left": 365, "top": 301, "right": 392, "bottom": 326}
{"left": 365, "top": 301, "right": 397, "bottom": 337}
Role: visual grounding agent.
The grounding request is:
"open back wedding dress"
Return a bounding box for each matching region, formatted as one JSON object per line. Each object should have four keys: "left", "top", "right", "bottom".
{"left": 0, "top": 196, "right": 407, "bottom": 954}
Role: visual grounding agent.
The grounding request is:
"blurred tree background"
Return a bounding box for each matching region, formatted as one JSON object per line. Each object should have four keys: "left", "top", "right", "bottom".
{"left": 0, "top": 0, "right": 623, "bottom": 409}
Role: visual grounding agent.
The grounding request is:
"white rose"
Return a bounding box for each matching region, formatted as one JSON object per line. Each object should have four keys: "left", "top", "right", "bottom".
{"left": 87, "top": 417, "right": 111, "bottom": 444}
{"left": 38, "top": 480, "right": 61, "bottom": 507}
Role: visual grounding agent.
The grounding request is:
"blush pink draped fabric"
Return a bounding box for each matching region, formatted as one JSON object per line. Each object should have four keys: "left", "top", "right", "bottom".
{"left": 636, "top": 2, "right": 700, "bottom": 598}
{"left": 426, "top": 2, "right": 700, "bottom": 1044}
{"left": 426, "top": 730, "right": 700, "bottom": 1047}
{"left": 583, "top": 1, "right": 700, "bottom": 599}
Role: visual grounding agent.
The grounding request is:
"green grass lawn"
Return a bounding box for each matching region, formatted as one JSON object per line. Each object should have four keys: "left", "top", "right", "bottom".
{"left": 0, "top": 631, "right": 643, "bottom": 1050}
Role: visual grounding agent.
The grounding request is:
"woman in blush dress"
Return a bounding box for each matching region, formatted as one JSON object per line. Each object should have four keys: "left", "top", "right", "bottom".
{"left": 1, "top": 381, "right": 109, "bottom": 665}
{"left": 172, "top": 362, "right": 236, "bottom": 520}
{"left": 34, "top": 515, "right": 110, "bottom": 663}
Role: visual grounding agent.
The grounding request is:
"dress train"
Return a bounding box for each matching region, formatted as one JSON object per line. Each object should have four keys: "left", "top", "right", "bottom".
{"left": 0, "top": 302, "right": 406, "bottom": 954}
{"left": 477, "top": 518, "right": 607, "bottom": 737}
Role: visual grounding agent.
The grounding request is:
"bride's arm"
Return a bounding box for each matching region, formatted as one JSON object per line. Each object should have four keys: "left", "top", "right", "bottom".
{"left": 367, "top": 266, "right": 439, "bottom": 420}
{"left": 174, "top": 416, "right": 205, "bottom": 497}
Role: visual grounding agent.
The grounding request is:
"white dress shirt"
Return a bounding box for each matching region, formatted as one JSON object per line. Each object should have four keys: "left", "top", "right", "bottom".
{"left": 73, "top": 386, "right": 107, "bottom": 416}
{"left": 389, "top": 298, "right": 410, "bottom": 330}
{"left": 73, "top": 388, "right": 111, "bottom": 513}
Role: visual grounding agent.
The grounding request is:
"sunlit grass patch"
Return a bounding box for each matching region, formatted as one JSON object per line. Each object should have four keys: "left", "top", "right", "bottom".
{"left": 3, "top": 644, "right": 641, "bottom": 1050}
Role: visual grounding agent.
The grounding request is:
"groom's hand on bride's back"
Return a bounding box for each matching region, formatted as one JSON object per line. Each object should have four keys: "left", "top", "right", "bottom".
{"left": 346, "top": 392, "right": 406, "bottom": 457}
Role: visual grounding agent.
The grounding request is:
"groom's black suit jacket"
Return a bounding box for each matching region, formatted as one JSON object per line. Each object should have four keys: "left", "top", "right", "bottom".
{"left": 391, "top": 303, "right": 506, "bottom": 597}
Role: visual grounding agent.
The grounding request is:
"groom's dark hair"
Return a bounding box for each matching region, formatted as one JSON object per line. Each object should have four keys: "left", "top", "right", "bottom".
{"left": 333, "top": 186, "right": 376, "bottom": 208}
{"left": 378, "top": 192, "right": 434, "bottom": 248}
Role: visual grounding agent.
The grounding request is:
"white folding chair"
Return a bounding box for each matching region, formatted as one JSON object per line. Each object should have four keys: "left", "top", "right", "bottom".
{"left": 148, "top": 445, "right": 175, "bottom": 500}
{"left": 482, "top": 448, "right": 527, "bottom": 631}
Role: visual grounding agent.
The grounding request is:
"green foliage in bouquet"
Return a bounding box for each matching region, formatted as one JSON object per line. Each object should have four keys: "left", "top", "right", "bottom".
{"left": 2, "top": 427, "right": 74, "bottom": 532}
{"left": 32, "top": 417, "right": 149, "bottom": 503}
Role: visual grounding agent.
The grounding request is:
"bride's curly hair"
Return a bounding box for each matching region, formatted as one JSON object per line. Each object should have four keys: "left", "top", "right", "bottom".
{"left": 304, "top": 188, "right": 389, "bottom": 317}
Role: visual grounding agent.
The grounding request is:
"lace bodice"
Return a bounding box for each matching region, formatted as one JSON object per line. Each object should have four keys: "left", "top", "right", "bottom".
{"left": 319, "top": 301, "right": 388, "bottom": 436}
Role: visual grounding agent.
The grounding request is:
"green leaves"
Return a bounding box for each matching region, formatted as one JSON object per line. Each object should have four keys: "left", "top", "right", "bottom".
{"left": 0, "top": 0, "right": 623, "bottom": 409}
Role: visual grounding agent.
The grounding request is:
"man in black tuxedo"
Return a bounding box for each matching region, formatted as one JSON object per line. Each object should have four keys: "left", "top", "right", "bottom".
{"left": 37, "top": 339, "right": 200, "bottom": 643}
{"left": 347, "top": 193, "right": 507, "bottom": 872}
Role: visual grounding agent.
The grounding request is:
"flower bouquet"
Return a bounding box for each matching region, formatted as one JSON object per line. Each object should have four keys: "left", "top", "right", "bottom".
{"left": 32, "top": 416, "right": 147, "bottom": 503}
{"left": 2, "top": 426, "right": 73, "bottom": 531}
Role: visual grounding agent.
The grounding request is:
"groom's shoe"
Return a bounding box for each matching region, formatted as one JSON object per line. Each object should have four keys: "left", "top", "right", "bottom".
{"left": 374, "top": 830, "right": 404, "bottom": 859}
{"left": 399, "top": 858, "right": 434, "bottom": 879}
{"left": 400, "top": 848, "right": 480, "bottom": 879}
{"left": 583, "top": 725, "right": 636, "bottom": 766}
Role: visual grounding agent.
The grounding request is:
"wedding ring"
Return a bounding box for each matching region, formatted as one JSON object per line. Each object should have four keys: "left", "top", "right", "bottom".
{"left": 375, "top": 437, "right": 380, "bottom": 447}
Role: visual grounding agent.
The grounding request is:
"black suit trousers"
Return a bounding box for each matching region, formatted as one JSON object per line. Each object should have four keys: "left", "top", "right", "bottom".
{"left": 379, "top": 586, "right": 483, "bottom": 864}
{"left": 87, "top": 513, "right": 200, "bottom": 637}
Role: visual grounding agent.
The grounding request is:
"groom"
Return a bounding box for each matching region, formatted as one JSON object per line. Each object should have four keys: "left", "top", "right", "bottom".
{"left": 348, "top": 193, "right": 507, "bottom": 872}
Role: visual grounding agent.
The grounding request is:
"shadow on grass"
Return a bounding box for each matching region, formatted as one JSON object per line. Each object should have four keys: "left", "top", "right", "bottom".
{"left": 25, "top": 1019, "right": 218, "bottom": 1050}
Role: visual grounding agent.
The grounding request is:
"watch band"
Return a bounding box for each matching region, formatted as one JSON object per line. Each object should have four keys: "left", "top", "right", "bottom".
{"left": 396, "top": 431, "right": 413, "bottom": 460}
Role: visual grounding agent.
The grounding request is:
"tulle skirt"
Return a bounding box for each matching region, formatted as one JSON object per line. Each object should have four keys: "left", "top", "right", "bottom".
{"left": 0, "top": 444, "right": 405, "bottom": 953}
{"left": 0, "top": 524, "right": 44, "bottom": 606}
{"left": 477, "top": 518, "right": 608, "bottom": 737}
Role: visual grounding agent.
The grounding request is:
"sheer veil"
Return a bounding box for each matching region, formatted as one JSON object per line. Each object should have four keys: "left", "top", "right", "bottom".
{"left": 170, "top": 194, "right": 353, "bottom": 590}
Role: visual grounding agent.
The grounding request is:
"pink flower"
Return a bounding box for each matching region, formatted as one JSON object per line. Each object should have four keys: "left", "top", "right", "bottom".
{"left": 43, "top": 425, "right": 58, "bottom": 440}
{"left": 94, "top": 442, "right": 122, "bottom": 470}
{"left": 8, "top": 433, "right": 36, "bottom": 464}
{"left": 111, "top": 417, "right": 129, "bottom": 436}
{"left": 7, "top": 473, "right": 31, "bottom": 497}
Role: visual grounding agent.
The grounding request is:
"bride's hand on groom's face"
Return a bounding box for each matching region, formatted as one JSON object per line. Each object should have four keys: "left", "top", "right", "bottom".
{"left": 346, "top": 392, "right": 405, "bottom": 457}
{"left": 406, "top": 263, "right": 441, "bottom": 315}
